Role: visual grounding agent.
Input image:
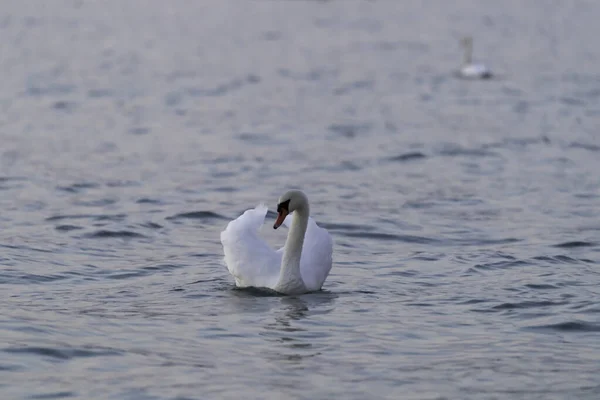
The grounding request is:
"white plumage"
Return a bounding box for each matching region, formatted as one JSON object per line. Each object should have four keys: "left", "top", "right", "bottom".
{"left": 220, "top": 190, "right": 333, "bottom": 295}
{"left": 458, "top": 36, "right": 493, "bottom": 79}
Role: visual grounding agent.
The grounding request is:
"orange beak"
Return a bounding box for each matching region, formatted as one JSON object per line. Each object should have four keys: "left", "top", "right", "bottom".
{"left": 273, "top": 209, "right": 289, "bottom": 229}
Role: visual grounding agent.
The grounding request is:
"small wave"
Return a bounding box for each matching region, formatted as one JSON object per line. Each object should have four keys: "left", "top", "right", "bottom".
{"left": 73, "top": 198, "right": 117, "bottom": 207}
{"left": 0, "top": 271, "right": 68, "bottom": 285}
{"left": 552, "top": 241, "right": 596, "bottom": 248}
{"left": 30, "top": 391, "right": 75, "bottom": 399}
{"left": 213, "top": 186, "right": 238, "bottom": 193}
{"left": 532, "top": 255, "right": 591, "bottom": 264}
{"left": 379, "top": 269, "right": 419, "bottom": 277}
{"left": 406, "top": 302, "right": 435, "bottom": 307}
{"left": 524, "top": 283, "right": 560, "bottom": 290}
{"left": 492, "top": 300, "right": 566, "bottom": 310}
{"left": 141, "top": 263, "right": 182, "bottom": 272}
{"left": 319, "top": 222, "right": 376, "bottom": 232}
{"left": 472, "top": 260, "right": 530, "bottom": 270}
{"left": 55, "top": 225, "right": 83, "bottom": 232}
{"left": 0, "top": 176, "right": 25, "bottom": 182}
{"left": 437, "top": 144, "right": 498, "bottom": 158}
{"left": 136, "top": 197, "right": 163, "bottom": 204}
{"left": 0, "top": 244, "right": 53, "bottom": 253}
{"left": 570, "top": 142, "right": 600, "bottom": 152}
{"left": 411, "top": 254, "right": 442, "bottom": 261}
{"left": 0, "top": 364, "right": 21, "bottom": 371}
{"left": 453, "top": 237, "right": 521, "bottom": 246}
{"left": 403, "top": 200, "right": 437, "bottom": 209}
{"left": 0, "top": 176, "right": 26, "bottom": 190}
{"left": 485, "top": 136, "right": 551, "bottom": 149}
{"left": 458, "top": 299, "right": 489, "bottom": 305}
{"left": 105, "top": 270, "right": 150, "bottom": 280}
{"left": 56, "top": 182, "right": 99, "bottom": 193}
{"left": 190, "top": 252, "right": 219, "bottom": 258}
{"left": 83, "top": 230, "right": 146, "bottom": 239}
{"left": 139, "top": 222, "right": 162, "bottom": 229}
{"left": 386, "top": 152, "right": 427, "bottom": 162}
{"left": 46, "top": 214, "right": 126, "bottom": 222}
{"left": 527, "top": 321, "right": 600, "bottom": 332}
{"left": 166, "top": 211, "right": 228, "bottom": 221}
{"left": 341, "top": 231, "right": 438, "bottom": 244}
{"left": 3, "top": 346, "right": 122, "bottom": 360}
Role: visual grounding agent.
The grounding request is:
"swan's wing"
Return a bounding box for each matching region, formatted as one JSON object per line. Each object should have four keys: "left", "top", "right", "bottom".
{"left": 220, "top": 204, "right": 281, "bottom": 288}
{"left": 299, "top": 217, "right": 334, "bottom": 291}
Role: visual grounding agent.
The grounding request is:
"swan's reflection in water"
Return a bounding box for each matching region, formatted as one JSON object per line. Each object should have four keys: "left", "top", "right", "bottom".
{"left": 261, "top": 291, "right": 337, "bottom": 362}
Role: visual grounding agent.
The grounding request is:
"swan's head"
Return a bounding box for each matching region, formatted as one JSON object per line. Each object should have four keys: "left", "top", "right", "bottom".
{"left": 273, "top": 189, "right": 309, "bottom": 229}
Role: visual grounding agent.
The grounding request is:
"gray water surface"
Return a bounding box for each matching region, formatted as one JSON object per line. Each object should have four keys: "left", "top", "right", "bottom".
{"left": 1, "top": 1, "right": 600, "bottom": 399}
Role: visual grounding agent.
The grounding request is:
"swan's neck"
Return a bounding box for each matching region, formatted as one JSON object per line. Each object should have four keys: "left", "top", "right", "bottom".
{"left": 276, "top": 206, "right": 309, "bottom": 294}
{"left": 463, "top": 42, "right": 473, "bottom": 65}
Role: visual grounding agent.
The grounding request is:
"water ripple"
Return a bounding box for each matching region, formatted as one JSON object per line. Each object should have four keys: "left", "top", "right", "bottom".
{"left": 82, "top": 230, "right": 147, "bottom": 239}
{"left": 46, "top": 214, "right": 126, "bottom": 222}
{"left": 3, "top": 346, "right": 122, "bottom": 360}
{"left": 340, "top": 231, "right": 439, "bottom": 244}
{"left": 30, "top": 391, "right": 75, "bottom": 399}
{"left": 473, "top": 260, "right": 530, "bottom": 270}
{"left": 552, "top": 241, "right": 596, "bottom": 248}
{"left": 166, "top": 211, "right": 228, "bottom": 221}
{"left": 492, "top": 300, "right": 567, "bottom": 310}
{"left": 385, "top": 152, "right": 427, "bottom": 162}
{"left": 526, "top": 321, "right": 600, "bottom": 332}
{"left": 570, "top": 142, "right": 600, "bottom": 152}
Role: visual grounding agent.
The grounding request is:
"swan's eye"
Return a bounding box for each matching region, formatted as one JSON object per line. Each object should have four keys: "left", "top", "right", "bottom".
{"left": 277, "top": 199, "right": 290, "bottom": 212}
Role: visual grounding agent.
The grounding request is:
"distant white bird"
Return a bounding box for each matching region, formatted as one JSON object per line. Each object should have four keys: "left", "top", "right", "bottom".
{"left": 458, "top": 36, "right": 493, "bottom": 79}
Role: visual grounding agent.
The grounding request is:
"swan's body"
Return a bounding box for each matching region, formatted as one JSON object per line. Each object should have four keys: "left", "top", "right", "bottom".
{"left": 458, "top": 36, "right": 493, "bottom": 79}
{"left": 220, "top": 190, "right": 333, "bottom": 295}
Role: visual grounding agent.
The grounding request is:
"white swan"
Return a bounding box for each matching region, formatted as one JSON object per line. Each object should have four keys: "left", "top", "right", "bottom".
{"left": 220, "top": 190, "right": 333, "bottom": 295}
{"left": 458, "top": 36, "right": 493, "bottom": 79}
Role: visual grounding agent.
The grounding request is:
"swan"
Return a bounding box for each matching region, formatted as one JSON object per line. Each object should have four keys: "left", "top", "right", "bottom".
{"left": 458, "top": 36, "right": 493, "bottom": 79}
{"left": 220, "top": 190, "right": 333, "bottom": 295}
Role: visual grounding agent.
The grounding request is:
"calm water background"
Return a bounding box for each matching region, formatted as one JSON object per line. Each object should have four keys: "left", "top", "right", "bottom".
{"left": 1, "top": 1, "right": 599, "bottom": 399}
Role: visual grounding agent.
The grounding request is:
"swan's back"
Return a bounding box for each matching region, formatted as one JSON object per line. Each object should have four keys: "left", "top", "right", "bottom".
{"left": 460, "top": 63, "right": 492, "bottom": 79}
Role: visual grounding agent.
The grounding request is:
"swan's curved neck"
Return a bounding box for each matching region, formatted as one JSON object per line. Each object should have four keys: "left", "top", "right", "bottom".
{"left": 276, "top": 205, "right": 309, "bottom": 293}
{"left": 463, "top": 42, "right": 473, "bottom": 65}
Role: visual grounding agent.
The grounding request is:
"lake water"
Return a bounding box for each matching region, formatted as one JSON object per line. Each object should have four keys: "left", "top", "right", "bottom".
{"left": 1, "top": 1, "right": 600, "bottom": 399}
